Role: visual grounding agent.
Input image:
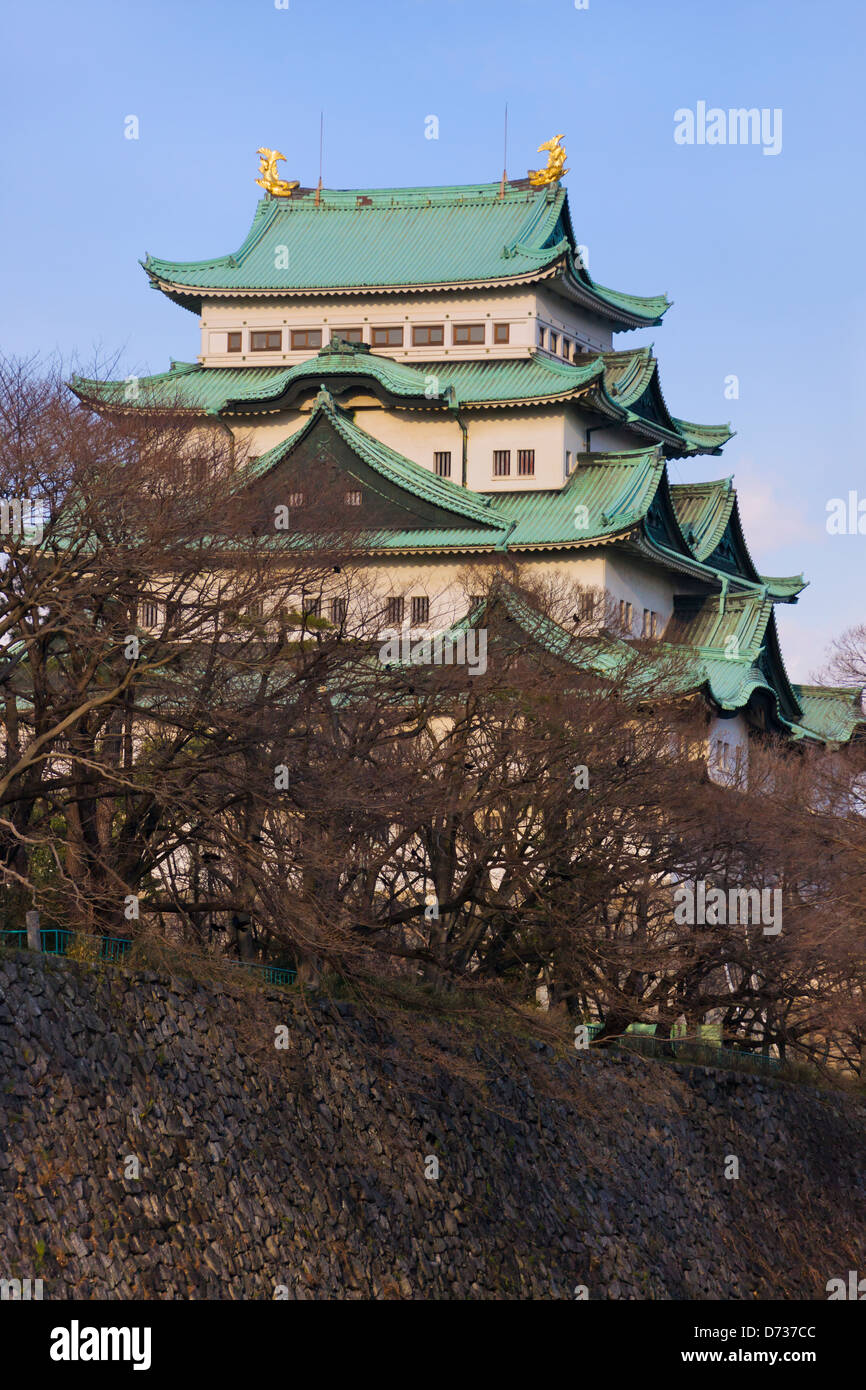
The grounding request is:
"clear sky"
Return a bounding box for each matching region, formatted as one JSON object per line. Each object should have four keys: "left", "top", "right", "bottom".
{"left": 2, "top": 0, "right": 864, "bottom": 681}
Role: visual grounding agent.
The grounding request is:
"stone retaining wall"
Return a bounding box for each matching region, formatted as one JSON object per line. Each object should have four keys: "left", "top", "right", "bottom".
{"left": 1, "top": 951, "right": 864, "bottom": 1299}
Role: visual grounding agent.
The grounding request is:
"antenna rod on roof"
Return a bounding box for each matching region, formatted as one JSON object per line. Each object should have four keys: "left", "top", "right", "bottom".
{"left": 499, "top": 103, "right": 508, "bottom": 198}
{"left": 315, "top": 111, "right": 324, "bottom": 206}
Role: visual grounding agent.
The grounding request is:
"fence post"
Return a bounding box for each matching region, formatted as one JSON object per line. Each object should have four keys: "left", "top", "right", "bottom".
{"left": 25, "top": 910, "right": 41, "bottom": 952}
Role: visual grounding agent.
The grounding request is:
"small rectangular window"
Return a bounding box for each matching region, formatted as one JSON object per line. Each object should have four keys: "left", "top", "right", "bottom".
{"left": 302, "top": 595, "right": 322, "bottom": 618}
{"left": 250, "top": 330, "right": 283, "bottom": 351}
{"left": 562, "top": 337, "right": 571, "bottom": 358}
{"left": 412, "top": 324, "right": 444, "bottom": 347}
{"left": 345, "top": 490, "right": 362, "bottom": 507}
{"left": 227, "top": 331, "right": 242, "bottom": 352}
{"left": 290, "top": 329, "right": 322, "bottom": 350}
{"left": 493, "top": 450, "right": 511, "bottom": 477}
{"left": 619, "top": 600, "right": 633, "bottom": 632}
{"left": 517, "top": 449, "right": 534, "bottom": 477}
{"left": 330, "top": 597, "right": 347, "bottom": 625}
{"left": 371, "top": 326, "right": 404, "bottom": 347}
{"left": 549, "top": 333, "right": 559, "bottom": 354}
{"left": 453, "top": 323, "right": 485, "bottom": 345}
{"left": 385, "top": 596, "right": 405, "bottom": 625}
{"left": 564, "top": 450, "right": 573, "bottom": 477}
{"left": 643, "top": 608, "right": 651, "bottom": 637}
{"left": 331, "top": 328, "right": 363, "bottom": 344}
{"left": 493, "top": 323, "right": 510, "bottom": 344}
{"left": 651, "top": 611, "right": 659, "bottom": 638}
{"left": 411, "top": 596, "right": 430, "bottom": 625}
{"left": 579, "top": 592, "right": 596, "bottom": 621}
{"left": 140, "top": 599, "right": 161, "bottom": 630}
{"left": 246, "top": 599, "right": 264, "bottom": 619}
{"left": 537, "top": 325, "right": 546, "bottom": 348}
{"left": 434, "top": 451, "right": 451, "bottom": 478}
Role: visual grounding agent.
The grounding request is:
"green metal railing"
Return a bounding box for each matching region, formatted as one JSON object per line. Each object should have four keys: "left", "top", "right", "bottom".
{"left": 241, "top": 962, "right": 298, "bottom": 987}
{"left": 580, "top": 1020, "right": 781, "bottom": 1073}
{"left": 0, "top": 928, "right": 132, "bottom": 960}
{"left": 0, "top": 927, "right": 296, "bottom": 986}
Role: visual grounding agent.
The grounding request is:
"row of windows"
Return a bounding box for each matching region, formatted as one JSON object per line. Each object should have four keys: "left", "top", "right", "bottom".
{"left": 225, "top": 322, "right": 513, "bottom": 353}
{"left": 139, "top": 592, "right": 659, "bottom": 639}
{"left": 493, "top": 449, "right": 535, "bottom": 478}
{"left": 618, "top": 601, "right": 663, "bottom": 637}
{"left": 292, "top": 595, "right": 435, "bottom": 626}
{"left": 138, "top": 594, "right": 431, "bottom": 631}
{"left": 574, "top": 596, "right": 664, "bottom": 637}
{"left": 273, "top": 595, "right": 432, "bottom": 626}
{"left": 300, "top": 596, "right": 347, "bottom": 623}
{"left": 284, "top": 490, "right": 361, "bottom": 509}
{"left": 384, "top": 595, "right": 430, "bottom": 626}
{"left": 440, "top": 449, "right": 536, "bottom": 481}
{"left": 537, "top": 325, "right": 590, "bottom": 362}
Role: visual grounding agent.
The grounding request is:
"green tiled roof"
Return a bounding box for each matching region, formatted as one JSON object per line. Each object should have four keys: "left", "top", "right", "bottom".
{"left": 73, "top": 349, "right": 445, "bottom": 416}
{"left": 671, "top": 419, "right": 736, "bottom": 454}
{"left": 600, "top": 346, "right": 657, "bottom": 404}
{"left": 761, "top": 574, "right": 808, "bottom": 602}
{"left": 670, "top": 480, "right": 735, "bottom": 561}
{"left": 418, "top": 353, "right": 603, "bottom": 405}
{"left": 73, "top": 344, "right": 731, "bottom": 457}
{"left": 244, "top": 398, "right": 667, "bottom": 552}
{"left": 450, "top": 582, "right": 838, "bottom": 740}
{"left": 244, "top": 388, "right": 506, "bottom": 533}
{"left": 594, "top": 348, "right": 733, "bottom": 457}
{"left": 141, "top": 181, "right": 669, "bottom": 326}
{"left": 699, "top": 657, "right": 785, "bottom": 718}
{"left": 459, "top": 583, "right": 865, "bottom": 745}
{"left": 70, "top": 352, "right": 603, "bottom": 416}
{"left": 665, "top": 593, "right": 775, "bottom": 660}
{"left": 71, "top": 362, "right": 280, "bottom": 415}
{"left": 487, "top": 448, "right": 665, "bottom": 548}
{"left": 661, "top": 594, "right": 806, "bottom": 724}
{"left": 791, "top": 685, "right": 866, "bottom": 744}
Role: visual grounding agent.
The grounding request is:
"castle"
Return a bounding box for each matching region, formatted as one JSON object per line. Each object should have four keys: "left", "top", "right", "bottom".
{"left": 72, "top": 140, "right": 865, "bottom": 763}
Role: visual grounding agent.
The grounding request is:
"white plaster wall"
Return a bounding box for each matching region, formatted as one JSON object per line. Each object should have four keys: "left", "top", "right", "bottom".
{"left": 564, "top": 408, "right": 588, "bottom": 478}
{"left": 347, "top": 409, "right": 463, "bottom": 478}
{"left": 535, "top": 285, "right": 615, "bottom": 354}
{"left": 198, "top": 283, "right": 632, "bottom": 369}
{"left": 231, "top": 401, "right": 576, "bottom": 495}
{"left": 463, "top": 411, "right": 565, "bottom": 492}
{"left": 706, "top": 713, "right": 750, "bottom": 785}
{"left": 585, "top": 425, "right": 649, "bottom": 455}
{"left": 602, "top": 553, "right": 678, "bottom": 636}
{"left": 359, "top": 553, "right": 609, "bottom": 634}
{"left": 200, "top": 288, "right": 539, "bottom": 367}
{"left": 230, "top": 415, "right": 306, "bottom": 459}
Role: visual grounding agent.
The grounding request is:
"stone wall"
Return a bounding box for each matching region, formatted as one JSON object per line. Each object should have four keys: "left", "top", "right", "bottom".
{"left": 1, "top": 949, "right": 864, "bottom": 1299}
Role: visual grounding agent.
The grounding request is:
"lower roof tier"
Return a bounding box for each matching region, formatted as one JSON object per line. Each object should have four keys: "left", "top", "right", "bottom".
{"left": 68, "top": 380, "right": 860, "bottom": 746}
{"left": 71, "top": 342, "right": 734, "bottom": 459}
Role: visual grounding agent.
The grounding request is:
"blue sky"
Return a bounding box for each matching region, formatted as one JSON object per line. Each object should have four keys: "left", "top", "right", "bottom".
{"left": 2, "top": 0, "right": 864, "bottom": 680}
